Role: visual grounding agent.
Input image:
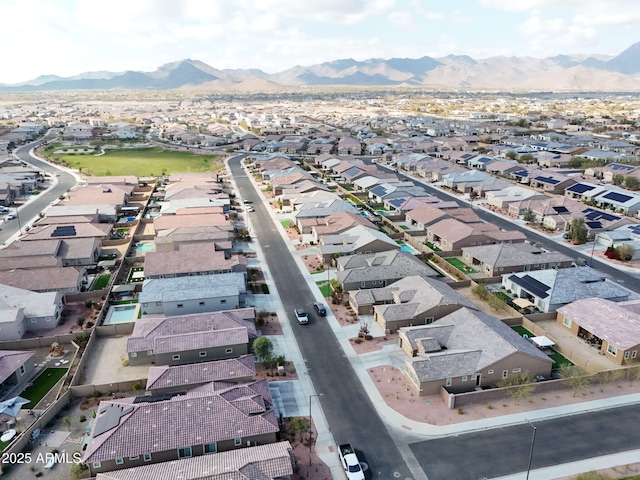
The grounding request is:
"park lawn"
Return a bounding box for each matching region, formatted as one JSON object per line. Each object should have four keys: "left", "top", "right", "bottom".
{"left": 21, "top": 368, "right": 68, "bottom": 409}
{"left": 51, "top": 147, "right": 224, "bottom": 177}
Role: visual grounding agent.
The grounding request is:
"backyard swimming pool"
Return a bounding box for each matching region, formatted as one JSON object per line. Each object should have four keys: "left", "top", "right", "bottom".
{"left": 135, "top": 242, "right": 155, "bottom": 253}
{"left": 104, "top": 304, "right": 139, "bottom": 325}
{"left": 398, "top": 242, "right": 420, "bottom": 255}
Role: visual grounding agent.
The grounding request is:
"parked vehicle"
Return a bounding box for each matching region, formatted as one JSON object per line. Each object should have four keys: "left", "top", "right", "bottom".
{"left": 338, "top": 443, "right": 365, "bottom": 480}
{"left": 313, "top": 302, "right": 327, "bottom": 316}
{"left": 293, "top": 308, "right": 309, "bottom": 325}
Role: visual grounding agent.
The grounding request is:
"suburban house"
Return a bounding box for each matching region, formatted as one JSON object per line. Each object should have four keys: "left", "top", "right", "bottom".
{"left": 592, "top": 189, "right": 640, "bottom": 215}
{"left": 315, "top": 225, "right": 399, "bottom": 263}
{"left": 595, "top": 224, "right": 640, "bottom": 259}
{"left": 0, "top": 350, "right": 35, "bottom": 397}
{"left": 425, "top": 217, "right": 526, "bottom": 251}
{"left": 143, "top": 244, "right": 247, "bottom": 279}
{"left": 348, "top": 275, "right": 477, "bottom": 333}
{"left": 0, "top": 284, "right": 65, "bottom": 340}
{"left": 502, "top": 267, "right": 630, "bottom": 313}
{"left": 485, "top": 186, "right": 546, "bottom": 211}
{"left": 400, "top": 308, "right": 553, "bottom": 395}
{"left": 556, "top": 298, "right": 640, "bottom": 365}
{"left": 461, "top": 243, "right": 573, "bottom": 276}
{"left": 83, "top": 380, "right": 279, "bottom": 475}
{"left": 335, "top": 250, "right": 438, "bottom": 292}
{"left": 146, "top": 355, "right": 256, "bottom": 394}
{"left": 310, "top": 212, "right": 376, "bottom": 242}
{"left": 0, "top": 238, "right": 101, "bottom": 267}
{"left": 0, "top": 266, "right": 87, "bottom": 294}
{"left": 126, "top": 308, "right": 256, "bottom": 366}
{"left": 139, "top": 273, "right": 246, "bottom": 316}
{"left": 293, "top": 199, "right": 359, "bottom": 231}
{"left": 153, "top": 226, "right": 234, "bottom": 254}
{"left": 94, "top": 441, "right": 295, "bottom": 480}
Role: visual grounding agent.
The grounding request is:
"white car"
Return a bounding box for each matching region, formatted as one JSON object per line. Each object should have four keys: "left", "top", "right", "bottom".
{"left": 246, "top": 205, "right": 255, "bottom": 213}
{"left": 293, "top": 308, "right": 309, "bottom": 325}
{"left": 6, "top": 213, "right": 16, "bottom": 220}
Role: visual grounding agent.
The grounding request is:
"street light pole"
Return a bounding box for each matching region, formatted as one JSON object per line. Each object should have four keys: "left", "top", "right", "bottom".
{"left": 308, "top": 393, "right": 323, "bottom": 466}
{"left": 525, "top": 420, "right": 537, "bottom": 480}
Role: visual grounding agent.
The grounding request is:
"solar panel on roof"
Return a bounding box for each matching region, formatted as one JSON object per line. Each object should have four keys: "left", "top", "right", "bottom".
{"left": 611, "top": 164, "right": 633, "bottom": 171}
{"left": 553, "top": 206, "right": 569, "bottom": 213}
{"left": 510, "top": 274, "right": 550, "bottom": 298}
{"left": 92, "top": 404, "right": 134, "bottom": 437}
{"left": 388, "top": 198, "right": 405, "bottom": 207}
{"left": 534, "top": 176, "right": 560, "bottom": 185}
{"left": 133, "top": 394, "right": 174, "bottom": 404}
{"left": 567, "top": 184, "right": 595, "bottom": 194}
{"left": 629, "top": 225, "right": 640, "bottom": 234}
{"left": 586, "top": 221, "right": 603, "bottom": 229}
{"left": 602, "top": 191, "right": 634, "bottom": 203}
{"left": 51, "top": 225, "right": 76, "bottom": 237}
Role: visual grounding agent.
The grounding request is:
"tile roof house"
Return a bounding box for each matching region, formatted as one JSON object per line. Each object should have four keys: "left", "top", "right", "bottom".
{"left": 83, "top": 380, "right": 279, "bottom": 476}
{"left": 0, "top": 266, "right": 87, "bottom": 294}
{"left": 310, "top": 212, "right": 376, "bottom": 241}
{"left": 426, "top": 218, "right": 526, "bottom": 251}
{"left": 316, "top": 225, "right": 399, "bottom": 263}
{"left": 126, "top": 308, "right": 256, "bottom": 366}
{"left": 0, "top": 350, "right": 35, "bottom": 396}
{"left": 152, "top": 212, "right": 231, "bottom": 234}
{"left": 146, "top": 355, "right": 256, "bottom": 394}
{"left": 349, "top": 275, "right": 477, "bottom": 332}
{"left": 335, "top": 250, "right": 438, "bottom": 292}
{"left": 461, "top": 243, "right": 573, "bottom": 276}
{"left": 138, "top": 273, "right": 247, "bottom": 316}
{"left": 0, "top": 284, "right": 64, "bottom": 340}
{"left": 153, "top": 226, "right": 234, "bottom": 254}
{"left": 95, "top": 441, "right": 294, "bottom": 480}
{"left": 143, "top": 244, "right": 246, "bottom": 279}
{"left": 502, "top": 267, "right": 630, "bottom": 313}
{"left": 400, "top": 308, "right": 553, "bottom": 395}
{"left": 556, "top": 298, "right": 640, "bottom": 365}
{"left": 293, "top": 199, "right": 359, "bottom": 230}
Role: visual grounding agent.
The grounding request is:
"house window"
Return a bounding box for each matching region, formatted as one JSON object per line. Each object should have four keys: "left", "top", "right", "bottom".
{"left": 31, "top": 318, "right": 37, "bottom": 323}
{"left": 425, "top": 317, "right": 434, "bottom": 325}
{"left": 199, "top": 351, "right": 207, "bottom": 357}
{"left": 143, "top": 454, "right": 152, "bottom": 462}
{"left": 155, "top": 301, "right": 161, "bottom": 306}
{"left": 445, "top": 378, "right": 452, "bottom": 387}
{"left": 204, "top": 442, "right": 217, "bottom": 454}
{"left": 361, "top": 282, "right": 366, "bottom": 288}
{"left": 488, "top": 370, "right": 494, "bottom": 375}
{"left": 225, "top": 348, "right": 233, "bottom": 354}
{"left": 625, "top": 351, "right": 630, "bottom": 359}
{"left": 93, "top": 462, "right": 102, "bottom": 468}
{"left": 143, "top": 302, "right": 148, "bottom": 307}
{"left": 234, "top": 438, "right": 242, "bottom": 446}
{"left": 464, "top": 252, "right": 469, "bottom": 259}
{"left": 178, "top": 447, "right": 192, "bottom": 458}
{"left": 129, "top": 456, "right": 139, "bottom": 461}
{"left": 221, "top": 299, "right": 227, "bottom": 304}
{"left": 563, "top": 317, "right": 572, "bottom": 327}
{"left": 512, "top": 368, "right": 521, "bottom": 373}
{"left": 502, "top": 370, "right": 508, "bottom": 378}
{"left": 461, "top": 376, "right": 468, "bottom": 382}
{"left": 633, "top": 351, "right": 637, "bottom": 359}
{"left": 177, "top": 304, "right": 184, "bottom": 308}
{"left": 199, "top": 301, "right": 205, "bottom": 306}
{"left": 19, "top": 365, "right": 25, "bottom": 375}
{"left": 607, "top": 345, "right": 617, "bottom": 356}
{"left": 115, "top": 458, "right": 124, "bottom": 465}
{"left": 172, "top": 354, "right": 181, "bottom": 361}
{"left": 147, "top": 350, "right": 153, "bottom": 355}
{"left": 130, "top": 352, "right": 137, "bottom": 358}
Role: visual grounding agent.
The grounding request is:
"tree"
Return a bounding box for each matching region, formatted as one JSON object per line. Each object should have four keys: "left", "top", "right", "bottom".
{"left": 522, "top": 209, "right": 536, "bottom": 223}
{"left": 560, "top": 365, "right": 591, "bottom": 397}
{"left": 505, "top": 150, "right": 517, "bottom": 160}
{"left": 611, "top": 173, "right": 624, "bottom": 186}
{"left": 288, "top": 417, "right": 310, "bottom": 442}
{"left": 471, "top": 282, "right": 489, "bottom": 300}
{"left": 617, "top": 244, "right": 634, "bottom": 262}
{"left": 518, "top": 153, "right": 535, "bottom": 164}
{"left": 252, "top": 336, "right": 273, "bottom": 362}
{"left": 496, "top": 372, "right": 536, "bottom": 404}
{"left": 568, "top": 218, "right": 589, "bottom": 245}
{"left": 487, "top": 294, "right": 505, "bottom": 312}
{"left": 624, "top": 176, "right": 640, "bottom": 191}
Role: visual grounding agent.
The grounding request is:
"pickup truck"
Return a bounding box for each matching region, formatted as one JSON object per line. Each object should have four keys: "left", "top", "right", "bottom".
{"left": 338, "top": 443, "right": 365, "bottom": 480}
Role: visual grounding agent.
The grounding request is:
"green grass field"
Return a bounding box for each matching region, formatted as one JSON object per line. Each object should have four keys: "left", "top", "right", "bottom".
{"left": 21, "top": 368, "right": 68, "bottom": 409}
{"left": 93, "top": 274, "right": 111, "bottom": 290}
{"left": 51, "top": 147, "right": 224, "bottom": 177}
{"left": 315, "top": 280, "right": 332, "bottom": 297}
{"left": 445, "top": 257, "right": 476, "bottom": 273}
{"left": 549, "top": 351, "right": 574, "bottom": 370}
{"left": 512, "top": 325, "right": 534, "bottom": 337}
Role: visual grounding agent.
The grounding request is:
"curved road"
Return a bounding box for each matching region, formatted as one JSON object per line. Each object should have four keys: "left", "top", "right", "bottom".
{"left": 228, "top": 155, "right": 419, "bottom": 480}
{"left": 0, "top": 140, "right": 76, "bottom": 245}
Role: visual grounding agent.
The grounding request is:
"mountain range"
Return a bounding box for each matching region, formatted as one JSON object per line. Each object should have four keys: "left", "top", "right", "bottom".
{"left": 3, "top": 42, "right": 640, "bottom": 92}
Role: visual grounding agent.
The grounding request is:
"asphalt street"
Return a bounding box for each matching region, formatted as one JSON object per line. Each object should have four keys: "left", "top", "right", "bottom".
{"left": 0, "top": 141, "right": 74, "bottom": 245}
{"left": 228, "top": 156, "right": 417, "bottom": 480}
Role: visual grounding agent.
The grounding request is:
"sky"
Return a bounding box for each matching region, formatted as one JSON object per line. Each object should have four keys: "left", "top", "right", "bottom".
{"left": 1, "top": 0, "right": 639, "bottom": 84}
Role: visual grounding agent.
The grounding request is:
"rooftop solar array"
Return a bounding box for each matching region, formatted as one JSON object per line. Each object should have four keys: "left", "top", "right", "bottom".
{"left": 51, "top": 225, "right": 77, "bottom": 237}
{"left": 586, "top": 221, "right": 603, "bottom": 229}
{"left": 582, "top": 208, "right": 620, "bottom": 222}
{"left": 567, "top": 183, "right": 596, "bottom": 194}
{"left": 133, "top": 394, "right": 174, "bottom": 404}
{"left": 513, "top": 170, "right": 529, "bottom": 177}
{"left": 553, "top": 206, "right": 569, "bottom": 213}
{"left": 601, "top": 191, "right": 634, "bottom": 203}
{"left": 629, "top": 225, "right": 640, "bottom": 235}
{"left": 534, "top": 175, "right": 560, "bottom": 185}
{"left": 93, "top": 404, "right": 134, "bottom": 437}
{"left": 387, "top": 198, "right": 405, "bottom": 207}
{"left": 609, "top": 163, "right": 634, "bottom": 171}
{"left": 509, "top": 274, "right": 550, "bottom": 298}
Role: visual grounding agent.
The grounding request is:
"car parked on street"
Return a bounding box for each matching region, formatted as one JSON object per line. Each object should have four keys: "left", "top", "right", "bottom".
{"left": 313, "top": 302, "right": 327, "bottom": 316}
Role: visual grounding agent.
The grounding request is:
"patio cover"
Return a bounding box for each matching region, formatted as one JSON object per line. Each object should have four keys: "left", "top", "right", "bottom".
{"left": 513, "top": 298, "right": 535, "bottom": 309}
{"left": 532, "top": 336, "right": 555, "bottom": 348}
{"left": 0, "top": 396, "right": 29, "bottom": 418}
{"left": 112, "top": 284, "right": 133, "bottom": 293}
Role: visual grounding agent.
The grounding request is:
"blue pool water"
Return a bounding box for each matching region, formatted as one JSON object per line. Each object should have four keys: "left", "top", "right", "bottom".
{"left": 399, "top": 243, "right": 419, "bottom": 254}
{"left": 135, "top": 242, "right": 155, "bottom": 252}
{"left": 105, "top": 305, "right": 138, "bottom": 324}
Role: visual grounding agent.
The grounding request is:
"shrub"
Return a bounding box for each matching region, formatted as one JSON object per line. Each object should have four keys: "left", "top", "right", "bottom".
{"left": 260, "top": 284, "right": 270, "bottom": 294}
{"left": 132, "top": 383, "right": 142, "bottom": 391}
{"left": 121, "top": 359, "right": 129, "bottom": 367}
{"left": 79, "top": 415, "right": 86, "bottom": 422}
{"left": 457, "top": 407, "right": 464, "bottom": 415}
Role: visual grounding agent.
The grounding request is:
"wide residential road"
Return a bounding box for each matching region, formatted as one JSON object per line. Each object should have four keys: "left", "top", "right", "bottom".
{"left": 228, "top": 156, "right": 418, "bottom": 480}
{"left": 380, "top": 165, "right": 640, "bottom": 294}
{"left": 0, "top": 141, "right": 75, "bottom": 245}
